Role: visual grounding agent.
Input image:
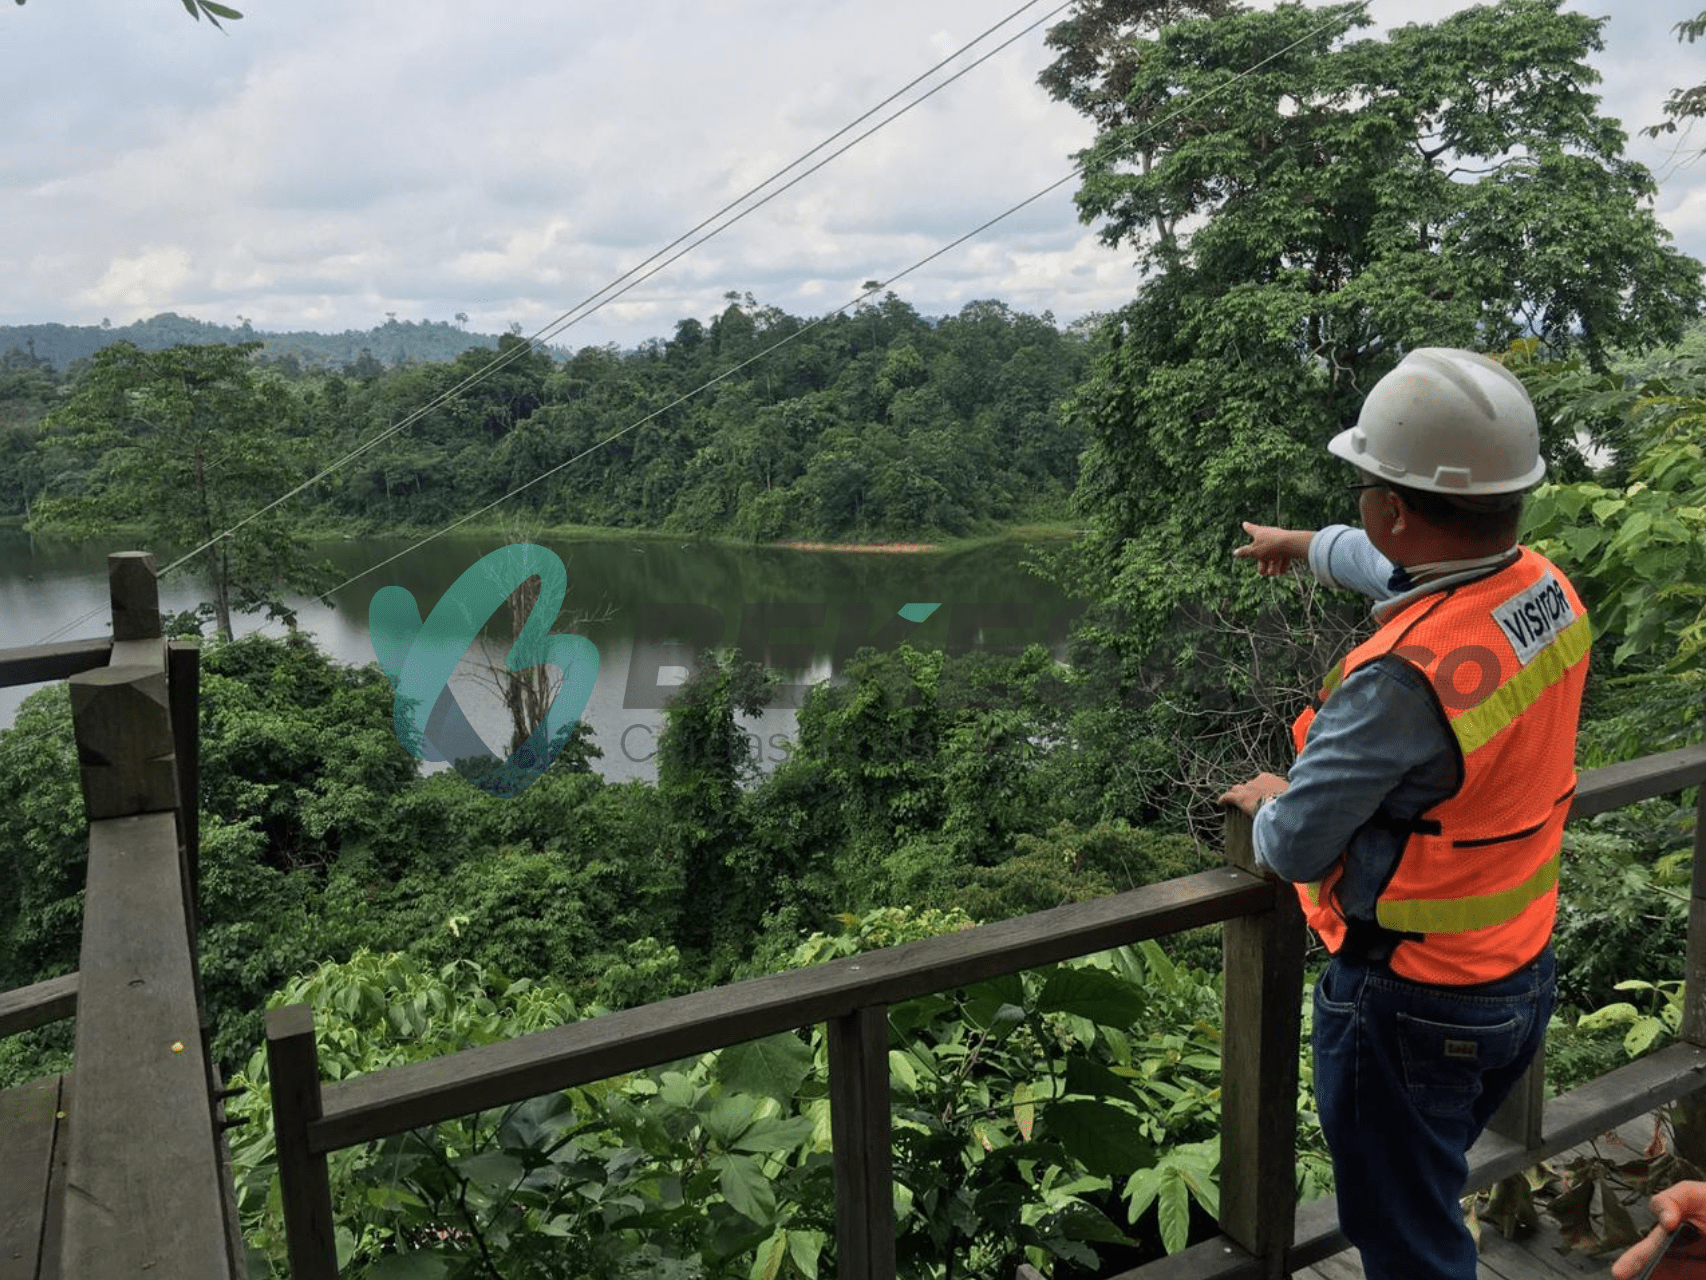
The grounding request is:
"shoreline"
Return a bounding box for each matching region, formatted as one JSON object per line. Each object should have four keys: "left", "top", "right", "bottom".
{"left": 772, "top": 541, "right": 937, "bottom": 553}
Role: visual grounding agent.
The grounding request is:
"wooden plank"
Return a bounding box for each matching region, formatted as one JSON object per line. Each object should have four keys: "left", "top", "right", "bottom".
{"left": 0, "top": 1075, "right": 60, "bottom": 1280}
{"left": 311, "top": 868, "right": 1275, "bottom": 1151}
{"left": 1299, "top": 1252, "right": 1363, "bottom": 1280}
{"left": 1571, "top": 744, "right": 1706, "bottom": 819}
{"left": 37, "top": 1073, "right": 71, "bottom": 1280}
{"left": 1466, "top": 1042, "right": 1706, "bottom": 1190}
{"left": 1099, "top": 1235, "right": 1260, "bottom": 1280}
{"left": 1252, "top": 1055, "right": 1706, "bottom": 1280}
{"left": 168, "top": 642, "right": 201, "bottom": 920}
{"left": 1218, "top": 808, "right": 1305, "bottom": 1278}
{"left": 827, "top": 1007, "right": 894, "bottom": 1280}
{"left": 0, "top": 974, "right": 77, "bottom": 1040}
{"left": 57, "top": 812, "right": 229, "bottom": 1280}
{"left": 0, "top": 639, "right": 112, "bottom": 691}
{"left": 266, "top": 1005, "right": 338, "bottom": 1280}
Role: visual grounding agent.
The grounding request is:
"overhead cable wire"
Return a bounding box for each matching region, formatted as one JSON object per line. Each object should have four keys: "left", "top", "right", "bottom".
{"left": 29, "top": 0, "right": 1062, "bottom": 647}
{"left": 146, "top": 0, "right": 1070, "bottom": 587}
{"left": 315, "top": 0, "right": 1373, "bottom": 603}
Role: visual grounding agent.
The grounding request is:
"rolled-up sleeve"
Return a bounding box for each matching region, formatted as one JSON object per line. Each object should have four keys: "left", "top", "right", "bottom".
{"left": 1309, "top": 524, "right": 1397, "bottom": 601}
{"left": 1253, "top": 655, "right": 1452, "bottom": 883}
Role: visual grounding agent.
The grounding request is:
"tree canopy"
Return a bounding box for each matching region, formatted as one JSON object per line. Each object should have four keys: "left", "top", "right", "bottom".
{"left": 1044, "top": 0, "right": 1705, "bottom": 649}
{"left": 30, "top": 341, "right": 328, "bottom": 639}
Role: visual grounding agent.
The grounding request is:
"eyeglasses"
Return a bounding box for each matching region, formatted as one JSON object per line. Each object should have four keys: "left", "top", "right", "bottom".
{"left": 1344, "top": 482, "right": 1387, "bottom": 494}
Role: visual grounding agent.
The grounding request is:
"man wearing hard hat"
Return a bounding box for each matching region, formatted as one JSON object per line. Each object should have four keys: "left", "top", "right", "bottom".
{"left": 1222, "top": 348, "right": 1591, "bottom": 1280}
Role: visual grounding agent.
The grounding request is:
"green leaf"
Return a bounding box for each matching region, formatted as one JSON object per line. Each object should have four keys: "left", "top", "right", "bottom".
{"left": 1575, "top": 1002, "right": 1638, "bottom": 1032}
{"left": 335, "top": 1226, "right": 356, "bottom": 1270}
{"left": 716, "top": 1153, "right": 779, "bottom": 1225}
{"left": 1013, "top": 1080, "right": 1038, "bottom": 1141}
{"left": 1157, "top": 1169, "right": 1191, "bottom": 1254}
{"left": 751, "top": 1229, "right": 788, "bottom": 1280}
{"left": 1056, "top": 1201, "right": 1132, "bottom": 1245}
{"left": 888, "top": 1049, "right": 918, "bottom": 1093}
{"left": 1038, "top": 967, "right": 1147, "bottom": 1026}
{"left": 787, "top": 1227, "right": 826, "bottom": 1279}
{"left": 454, "top": 1151, "right": 524, "bottom": 1192}
{"left": 702, "top": 1092, "right": 758, "bottom": 1148}
{"left": 1044, "top": 1100, "right": 1153, "bottom": 1177}
{"left": 1626, "top": 1016, "right": 1667, "bottom": 1058}
{"left": 1063, "top": 1053, "right": 1140, "bottom": 1102}
{"left": 367, "top": 1253, "right": 453, "bottom": 1280}
{"left": 200, "top": 1, "right": 243, "bottom": 17}
{"left": 717, "top": 1033, "right": 814, "bottom": 1105}
{"left": 731, "top": 1115, "right": 816, "bottom": 1153}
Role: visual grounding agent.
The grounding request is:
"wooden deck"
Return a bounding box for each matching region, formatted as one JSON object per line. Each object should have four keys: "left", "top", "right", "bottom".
{"left": 1295, "top": 1115, "right": 1670, "bottom": 1280}
{"left": 0, "top": 1074, "right": 70, "bottom": 1280}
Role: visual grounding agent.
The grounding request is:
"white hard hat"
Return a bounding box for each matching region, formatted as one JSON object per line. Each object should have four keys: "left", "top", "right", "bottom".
{"left": 1327, "top": 348, "right": 1544, "bottom": 496}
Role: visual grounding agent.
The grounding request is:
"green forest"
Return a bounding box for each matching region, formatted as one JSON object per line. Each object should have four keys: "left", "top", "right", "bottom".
{"left": 4, "top": 2, "right": 1706, "bottom": 1277}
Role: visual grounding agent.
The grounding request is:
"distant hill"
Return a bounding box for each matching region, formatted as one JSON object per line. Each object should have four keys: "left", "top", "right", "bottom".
{"left": 0, "top": 313, "right": 521, "bottom": 372}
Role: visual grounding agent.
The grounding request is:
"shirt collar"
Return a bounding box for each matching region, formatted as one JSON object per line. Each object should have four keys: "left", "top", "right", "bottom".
{"left": 1376, "top": 547, "right": 1522, "bottom": 621}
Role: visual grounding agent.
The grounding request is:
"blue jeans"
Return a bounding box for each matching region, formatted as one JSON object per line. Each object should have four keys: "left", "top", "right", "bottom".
{"left": 1311, "top": 946, "right": 1555, "bottom": 1280}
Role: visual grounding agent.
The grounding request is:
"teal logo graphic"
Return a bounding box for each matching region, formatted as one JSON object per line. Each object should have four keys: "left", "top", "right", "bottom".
{"left": 370, "top": 544, "right": 599, "bottom": 797}
{"left": 896, "top": 603, "right": 940, "bottom": 623}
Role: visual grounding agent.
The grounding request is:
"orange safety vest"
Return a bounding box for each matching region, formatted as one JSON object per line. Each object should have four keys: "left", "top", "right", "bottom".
{"left": 1289, "top": 548, "right": 1590, "bottom": 985}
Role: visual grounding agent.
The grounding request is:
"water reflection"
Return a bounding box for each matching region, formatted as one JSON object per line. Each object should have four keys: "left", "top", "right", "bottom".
{"left": 0, "top": 530, "right": 1082, "bottom": 784}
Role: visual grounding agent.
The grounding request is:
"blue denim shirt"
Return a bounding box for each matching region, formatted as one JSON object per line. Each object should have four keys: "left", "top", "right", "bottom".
{"left": 1251, "top": 525, "right": 1504, "bottom": 922}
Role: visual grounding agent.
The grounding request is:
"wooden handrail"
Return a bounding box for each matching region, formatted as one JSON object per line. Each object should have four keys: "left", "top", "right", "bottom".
{"left": 1570, "top": 742, "right": 1706, "bottom": 820}
{"left": 0, "top": 637, "right": 113, "bottom": 689}
{"left": 309, "top": 867, "right": 1273, "bottom": 1151}
{"left": 0, "top": 972, "right": 77, "bottom": 1039}
{"left": 263, "top": 737, "right": 1706, "bottom": 1280}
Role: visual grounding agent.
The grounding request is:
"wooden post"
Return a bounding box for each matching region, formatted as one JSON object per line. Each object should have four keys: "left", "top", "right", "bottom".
{"left": 1487, "top": 1052, "right": 1546, "bottom": 1149}
{"left": 1684, "top": 702, "right": 1706, "bottom": 1047}
{"left": 827, "top": 1005, "right": 896, "bottom": 1280}
{"left": 1219, "top": 806, "right": 1305, "bottom": 1280}
{"left": 108, "top": 550, "right": 163, "bottom": 643}
{"left": 267, "top": 1005, "right": 339, "bottom": 1280}
{"left": 69, "top": 552, "right": 176, "bottom": 821}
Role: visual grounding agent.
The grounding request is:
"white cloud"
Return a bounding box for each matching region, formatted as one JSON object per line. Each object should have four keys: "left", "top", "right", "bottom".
{"left": 2, "top": 0, "right": 1703, "bottom": 348}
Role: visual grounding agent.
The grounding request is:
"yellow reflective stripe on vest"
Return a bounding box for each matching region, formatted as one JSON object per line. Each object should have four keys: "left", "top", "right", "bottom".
{"left": 1375, "top": 852, "right": 1559, "bottom": 934}
{"left": 1320, "top": 663, "right": 1345, "bottom": 699}
{"left": 1304, "top": 880, "right": 1322, "bottom": 904}
{"left": 1451, "top": 614, "right": 1593, "bottom": 758}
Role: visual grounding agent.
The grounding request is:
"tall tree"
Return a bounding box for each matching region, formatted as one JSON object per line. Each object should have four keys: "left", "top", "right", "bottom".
{"left": 1645, "top": 10, "right": 1706, "bottom": 145}
{"left": 1046, "top": 0, "right": 1705, "bottom": 649}
{"left": 32, "top": 342, "right": 326, "bottom": 640}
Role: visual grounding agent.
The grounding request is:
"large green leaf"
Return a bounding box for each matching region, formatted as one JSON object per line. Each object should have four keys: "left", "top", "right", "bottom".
{"left": 717, "top": 1033, "right": 814, "bottom": 1105}
{"left": 715, "top": 1153, "right": 779, "bottom": 1225}
{"left": 1038, "top": 967, "right": 1147, "bottom": 1026}
{"left": 1157, "top": 1170, "right": 1191, "bottom": 1254}
{"left": 731, "top": 1115, "right": 817, "bottom": 1154}
{"left": 1043, "top": 1100, "right": 1153, "bottom": 1177}
{"left": 367, "top": 1253, "right": 453, "bottom": 1280}
{"left": 702, "top": 1092, "right": 759, "bottom": 1148}
{"left": 1063, "top": 1053, "right": 1140, "bottom": 1103}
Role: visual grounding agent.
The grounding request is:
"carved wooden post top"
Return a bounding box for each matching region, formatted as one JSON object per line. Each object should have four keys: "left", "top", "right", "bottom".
{"left": 108, "top": 552, "right": 161, "bottom": 642}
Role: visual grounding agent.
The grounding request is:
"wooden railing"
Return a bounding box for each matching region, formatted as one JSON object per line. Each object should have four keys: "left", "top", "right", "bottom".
{"left": 5, "top": 551, "right": 1700, "bottom": 1279}
{"left": 267, "top": 714, "right": 1706, "bottom": 1277}
{"left": 0, "top": 553, "right": 241, "bottom": 1279}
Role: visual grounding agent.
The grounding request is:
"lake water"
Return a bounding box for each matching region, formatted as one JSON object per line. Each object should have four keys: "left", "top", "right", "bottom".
{"left": 0, "top": 531, "right": 1084, "bottom": 783}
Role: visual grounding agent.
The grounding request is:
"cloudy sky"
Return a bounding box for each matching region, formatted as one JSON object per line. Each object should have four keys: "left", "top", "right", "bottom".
{"left": 5, "top": 0, "right": 1705, "bottom": 352}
